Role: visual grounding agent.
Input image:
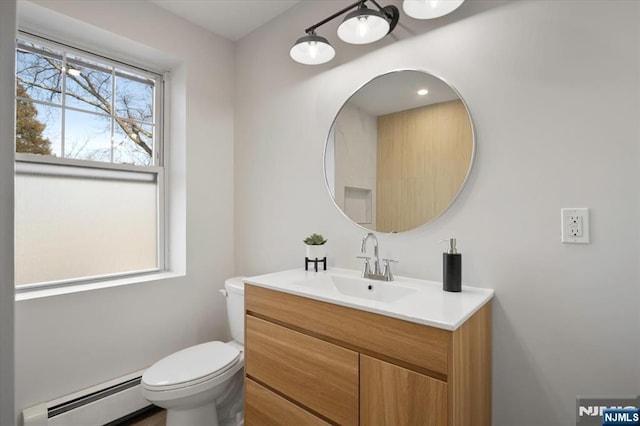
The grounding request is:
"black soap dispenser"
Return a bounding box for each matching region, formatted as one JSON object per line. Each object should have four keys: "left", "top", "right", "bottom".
{"left": 442, "top": 238, "right": 461, "bottom": 292}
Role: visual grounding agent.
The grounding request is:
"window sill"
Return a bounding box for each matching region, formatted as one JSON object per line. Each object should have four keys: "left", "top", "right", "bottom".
{"left": 15, "top": 271, "right": 185, "bottom": 301}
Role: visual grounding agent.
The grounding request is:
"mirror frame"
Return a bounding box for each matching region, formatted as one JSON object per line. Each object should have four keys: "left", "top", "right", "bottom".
{"left": 323, "top": 68, "right": 476, "bottom": 234}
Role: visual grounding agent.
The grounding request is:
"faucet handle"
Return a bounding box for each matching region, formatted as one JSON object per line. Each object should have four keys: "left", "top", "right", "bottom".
{"left": 382, "top": 259, "right": 399, "bottom": 281}
{"left": 357, "top": 256, "right": 372, "bottom": 277}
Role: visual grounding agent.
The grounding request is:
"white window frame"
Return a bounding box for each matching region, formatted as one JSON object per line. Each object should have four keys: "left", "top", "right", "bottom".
{"left": 14, "top": 31, "right": 168, "bottom": 294}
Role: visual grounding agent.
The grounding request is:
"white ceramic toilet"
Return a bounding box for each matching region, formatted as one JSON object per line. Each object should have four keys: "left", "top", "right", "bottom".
{"left": 141, "top": 277, "right": 246, "bottom": 426}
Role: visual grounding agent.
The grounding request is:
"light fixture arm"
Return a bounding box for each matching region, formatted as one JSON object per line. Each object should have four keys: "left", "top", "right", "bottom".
{"left": 369, "top": 0, "right": 400, "bottom": 33}
{"left": 303, "top": 0, "right": 364, "bottom": 35}
{"left": 303, "top": 0, "right": 400, "bottom": 38}
{"left": 369, "top": 0, "right": 393, "bottom": 18}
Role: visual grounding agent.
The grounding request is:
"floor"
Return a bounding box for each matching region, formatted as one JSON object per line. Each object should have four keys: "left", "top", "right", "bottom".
{"left": 132, "top": 410, "right": 166, "bottom": 426}
{"left": 116, "top": 408, "right": 166, "bottom": 426}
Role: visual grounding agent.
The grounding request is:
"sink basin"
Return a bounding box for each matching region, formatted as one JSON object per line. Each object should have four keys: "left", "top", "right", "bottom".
{"left": 330, "top": 276, "right": 417, "bottom": 303}
{"left": 246, "top": 268, "right": 495, "bottom": 330}
{"left": 293, "top": 274, "right": 417, "bottom": 304}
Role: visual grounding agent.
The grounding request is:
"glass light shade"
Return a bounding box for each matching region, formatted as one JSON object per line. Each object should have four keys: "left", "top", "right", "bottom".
{"left": 337, "top": 8, "right": 390, "bottom": 45}
{"left": 403, "top": 0, "right": 465, "bottom": 19}
{"left": 290, "top": 34, "right": 336, "bottom": 65}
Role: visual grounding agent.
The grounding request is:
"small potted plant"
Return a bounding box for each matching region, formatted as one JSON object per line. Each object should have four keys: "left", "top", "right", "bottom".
{"left": 303, "top": 233, "right": 327, "bottom": 260}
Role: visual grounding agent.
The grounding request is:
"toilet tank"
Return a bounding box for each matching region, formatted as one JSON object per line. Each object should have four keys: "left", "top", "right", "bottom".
{"left": 224, "top": 277, "right": 245, "bottom": 345}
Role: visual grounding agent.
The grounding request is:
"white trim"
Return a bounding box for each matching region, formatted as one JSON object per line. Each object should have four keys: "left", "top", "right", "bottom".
{"left": 157, "top": 164, "right": 166, "bottom": 276}
{"left": 16, "top": 158, "right": 159, "bottom": 182}
{"left": 15, "top": 96, "right": 156, "bottom": 127}
{"left": 61, "top": 47, "right": 67, "bottom": 157}
{"left": 15, "top": 271, "right": 184, "bottom": 301}
{"left": 110, "top": 64, "right": 116, "bottom": 163}
{"left": 16, "top": 152, "right": 162, "bottom": 173}
{"left": 160, "top": 73, "right": 171, "bottom": 273}
{"left": 16, "top": 268, "right": 160, "bottom": 293}
{"left": 17, "top": 31, "right": 162, "bottom": 80}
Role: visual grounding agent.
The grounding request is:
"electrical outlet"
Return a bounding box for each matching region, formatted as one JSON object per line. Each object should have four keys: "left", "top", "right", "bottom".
{"left": 561, "top": 208, "right": 590, "bottom": 244}
{"left": 568, "top": 215, "right": 583, "bottom": 237}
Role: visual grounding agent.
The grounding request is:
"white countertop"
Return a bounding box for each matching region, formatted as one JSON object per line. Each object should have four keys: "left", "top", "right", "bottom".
{"left": 245, "top": 268, "right": 494, "bottom": 331}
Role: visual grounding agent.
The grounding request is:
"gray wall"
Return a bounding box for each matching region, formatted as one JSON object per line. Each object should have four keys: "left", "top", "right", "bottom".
{"left": 0, "top": 2, "right": 16, "bottom": 424}
{"left": 235, "top": 1, "right": 640, "bottom": 425}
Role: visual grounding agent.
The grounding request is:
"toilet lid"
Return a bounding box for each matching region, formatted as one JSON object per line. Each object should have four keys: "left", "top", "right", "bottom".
{"left": 142, "top": 342, "right": 240, "bottom": 389}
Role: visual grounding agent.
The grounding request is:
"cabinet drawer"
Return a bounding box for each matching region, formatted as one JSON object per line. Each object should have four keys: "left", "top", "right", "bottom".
{"left": 245, "top": 315, "right": 359, "bottom": 426}
{"left": 360, "top": 355, "right": 447, "bottom": 426}
{"left": 246, "top": 284, "right": 450, "bottom": 376}
{"left": 245, "top": 379, "right": 330, "bottom": 426}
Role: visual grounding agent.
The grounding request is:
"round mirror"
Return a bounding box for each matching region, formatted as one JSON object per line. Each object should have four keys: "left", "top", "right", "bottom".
{"left": 324, "top": 70, "right": 475, "bottom": 233}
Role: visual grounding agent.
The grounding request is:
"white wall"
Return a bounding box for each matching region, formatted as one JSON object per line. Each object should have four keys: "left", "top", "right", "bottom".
{"left": 15, "top": 0, "right": 235, "bottom": 414}
{"left": 0, "top": 1, "right": 16, "bottom": 424}
{"left": 235, "top": 1, "right": 640, "bottom": 425}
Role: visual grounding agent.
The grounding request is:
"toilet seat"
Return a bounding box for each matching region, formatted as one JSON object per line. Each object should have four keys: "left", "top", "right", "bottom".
{"left": 142, "top": 342, "right": 240, "bottom": 392}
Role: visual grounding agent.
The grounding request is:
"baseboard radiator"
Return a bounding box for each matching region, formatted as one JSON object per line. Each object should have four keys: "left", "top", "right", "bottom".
{"left": 22, "top": 369, "right": 151, "bottom": 426}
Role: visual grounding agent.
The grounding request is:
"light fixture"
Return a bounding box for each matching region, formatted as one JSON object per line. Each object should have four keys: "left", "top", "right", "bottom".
{"left": 290, "top": 0, "right": 399, "bottom": 65}
{"left": 290, "top": 32, "right": 336, "bottom": 65}
{"left": 417, "top": 88, "right": 429, "bottom": 96}
{"left": 403, "top": 0, "right": 465, "bottom": 20}
{"left": 337, "top": 5, "right": 389, "bottom": 45}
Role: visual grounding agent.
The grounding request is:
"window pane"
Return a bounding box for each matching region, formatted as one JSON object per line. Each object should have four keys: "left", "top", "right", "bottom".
{"left": 16, "top": 100, "right": 62, "bottom": 157}
{"left": 64, "top": 109, "right": 112, "bottom": 162}
{"left": 15, "top": 173, "right": 158, "bottom": 285}
{"left": 16, "top": 48, "right": 63, "bottom": 104}
{"left": 113, "top": 122, "right": 154, "bottom": 166}
{"left": 65, "top": 55, "right": 113, "bottom": 114}
{"left": 115, "top": 72, "right": 154, "bottom": 123}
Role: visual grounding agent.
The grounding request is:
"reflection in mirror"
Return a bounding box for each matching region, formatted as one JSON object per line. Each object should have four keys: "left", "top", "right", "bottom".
{"left": 325, "top": 70, "right": 474, "bottom": 233}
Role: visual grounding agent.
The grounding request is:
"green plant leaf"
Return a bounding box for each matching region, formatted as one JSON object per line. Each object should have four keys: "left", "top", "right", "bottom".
{"left": 303, "top": 233, "right": 327, "bottom": 245}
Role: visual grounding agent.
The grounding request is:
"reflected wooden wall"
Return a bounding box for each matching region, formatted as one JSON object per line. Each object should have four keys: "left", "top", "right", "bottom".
{"left": 376, "top": 100, "right": 472, "bottom": 233}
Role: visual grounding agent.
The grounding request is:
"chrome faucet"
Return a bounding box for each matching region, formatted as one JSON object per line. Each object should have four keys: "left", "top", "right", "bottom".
{"left": 358, "top": 232, "right": 398, "bottom": 281}
{"left": 361, "top": 232, "right": 381, "bottom": 275}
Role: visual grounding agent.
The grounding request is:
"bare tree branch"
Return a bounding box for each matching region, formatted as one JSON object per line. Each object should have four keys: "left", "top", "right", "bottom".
{"left": 17, "top": 47, "right": 154, "bottom": 161}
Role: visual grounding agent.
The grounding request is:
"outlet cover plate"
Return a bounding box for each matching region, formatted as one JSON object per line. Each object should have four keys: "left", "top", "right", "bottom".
{"left": 561, "top": 208, "right": 590, "bottom": 244}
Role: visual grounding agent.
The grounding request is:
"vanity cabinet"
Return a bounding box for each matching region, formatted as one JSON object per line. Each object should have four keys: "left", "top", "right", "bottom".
{"left": 360, "top": 355, "right": 447, "bottom": 426}
{"left": 244, "top": 284, "right": 491, "bottom": 426}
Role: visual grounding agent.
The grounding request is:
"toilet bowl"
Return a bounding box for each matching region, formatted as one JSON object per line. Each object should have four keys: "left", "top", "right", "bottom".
{"left": 141, "top": 277, "right": 246, "bottom": 426}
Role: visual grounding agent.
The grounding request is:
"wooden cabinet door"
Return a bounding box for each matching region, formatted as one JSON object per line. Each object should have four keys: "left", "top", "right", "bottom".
{"left": 245, "top": 379, "right": 330, "bottom": 426}
{"left": 246, "top": 315, "right": 359, "bottom": 425}
{"left": 360, "top": 355, "right": 447, "bottom": 426}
